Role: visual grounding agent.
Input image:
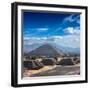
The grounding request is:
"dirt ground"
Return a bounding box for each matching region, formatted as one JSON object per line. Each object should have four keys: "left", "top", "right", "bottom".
{"left": 23, "top": 64, "right": 80, "bottom": 77}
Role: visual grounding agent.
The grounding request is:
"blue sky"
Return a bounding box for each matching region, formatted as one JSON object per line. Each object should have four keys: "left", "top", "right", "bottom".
{"left": 23, "top": 11, "right": 80, "bottom": 48}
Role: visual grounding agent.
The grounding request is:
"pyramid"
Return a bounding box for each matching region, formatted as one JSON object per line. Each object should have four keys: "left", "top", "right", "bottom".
{"left": 27, "top": 44, "right": 64, "bottom": 57}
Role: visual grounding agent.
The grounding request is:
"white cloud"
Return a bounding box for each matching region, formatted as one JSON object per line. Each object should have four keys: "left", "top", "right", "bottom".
{"left": 52, "top": 35, "right": 80, "bottom": 48}
{"left": 64, "top": 14, "right": 75, "bottom": 22}
{"left": 64, "top": 27, "right": 74, "bottom": 34}
{"left": 77, "top": 19, "right": 80, "bottom": 24}
{"left": 24, "top": 37, "right": 30, "bottom": 40}
{"left": 50, "top": 36, "right": 63, "bottom": 39}
{"left": 64, "top": 14, "right": 80, "bottom": 23}
{"left": 53, "top": 35, "right": 80, "bottom": 48}
{"left": 47, "top": 36, "right": 63, "bottom": 41}
{"left": 24, "top": 36, "right": 62, "bottom": 45}
{"left": 37, "top": 28, "right": 48, "bottom": 31}
{"left": 24, "top": 34, "right": 80, "bottom": 48}
{"left": 64, "top": 27, "right": 80, "bottom": 35}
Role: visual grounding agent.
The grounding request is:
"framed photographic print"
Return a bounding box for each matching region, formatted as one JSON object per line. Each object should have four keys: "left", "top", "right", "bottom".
{"left": 11, "top": 2, "right": 88, "bottom": 87}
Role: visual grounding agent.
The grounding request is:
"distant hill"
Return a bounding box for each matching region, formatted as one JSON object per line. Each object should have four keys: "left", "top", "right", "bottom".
{"left": 27, "top": 44, "right": 64, "bottom": 57}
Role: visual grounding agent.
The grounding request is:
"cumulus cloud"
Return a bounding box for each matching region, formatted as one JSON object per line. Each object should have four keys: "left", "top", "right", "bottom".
{"left": 64, "top": 27, "right": 74, "bottom": 34}
{"left": 64, "top": 27, "right": 80, "bottom": 35}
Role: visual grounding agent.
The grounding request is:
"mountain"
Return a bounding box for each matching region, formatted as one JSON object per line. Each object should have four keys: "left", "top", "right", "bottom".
{"left": 27, "top": 44, "right": 64, "bottom": 57}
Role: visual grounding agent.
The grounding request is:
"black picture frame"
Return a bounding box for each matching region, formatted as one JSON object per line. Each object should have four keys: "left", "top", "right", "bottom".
{"left": 11, "top": 2, "right": 88, "bottom": 87}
